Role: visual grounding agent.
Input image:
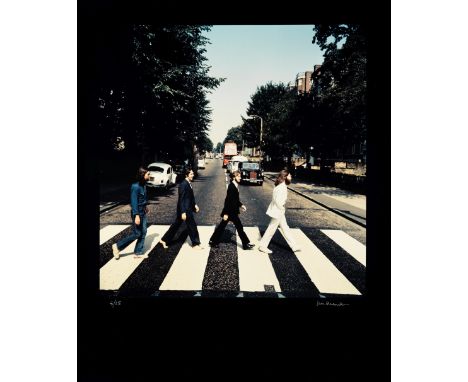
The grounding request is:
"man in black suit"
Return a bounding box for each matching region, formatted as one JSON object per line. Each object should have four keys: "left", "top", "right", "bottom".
{"left": 209, "top": 170, "right": 255, "bottom": 250}
{"left": 159, "top": 168, "right": 203, "bottom": 250}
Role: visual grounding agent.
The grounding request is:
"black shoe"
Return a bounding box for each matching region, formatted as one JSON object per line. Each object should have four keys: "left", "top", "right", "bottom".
{"left": 243, "top": 243, "right": 255, "bottom": 250}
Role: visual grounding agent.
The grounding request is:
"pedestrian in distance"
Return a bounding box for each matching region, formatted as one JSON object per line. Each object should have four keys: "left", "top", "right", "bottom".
{"left": 112, "top": 167, "right": 150, "bottom": 259}
{"left": 159, "top": 168, "right": 204, "bottom": 250}
{"left": 209, "top": 170, "right": 255, "bottom": 250}
{"left": 258, "top": 169, "right": 301, "bottom": 254}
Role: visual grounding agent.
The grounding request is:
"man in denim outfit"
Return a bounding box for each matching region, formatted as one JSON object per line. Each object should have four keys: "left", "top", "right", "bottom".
{"left": 112, "top": 167, "right": 150, "bottom": 259}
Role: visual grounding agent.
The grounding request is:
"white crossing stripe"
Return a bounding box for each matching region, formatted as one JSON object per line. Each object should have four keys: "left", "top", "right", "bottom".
{"left": 99, "top": 225, "right": 170, "bottom": 290}
{"left": 237, "top": 227, "right": 281, "bottom": 292}
{"left": 287, "top": 229, "right": 361, "bottom": 295}
{"left": 100, "top": 225, "right": 129, "bottom": 245}
{"left": 321, "top": 230, "right": 366, "bottom": 266}
{"left": 159, "top": 225, "right": 215, "bottom": 291}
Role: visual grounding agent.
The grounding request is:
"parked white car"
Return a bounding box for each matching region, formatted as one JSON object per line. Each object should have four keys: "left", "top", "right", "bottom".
{"left": 197, "top": 158, "right": 206, "bottom": 169}
{"left": 147, "top": 162, "right": 177, "bottom": 189}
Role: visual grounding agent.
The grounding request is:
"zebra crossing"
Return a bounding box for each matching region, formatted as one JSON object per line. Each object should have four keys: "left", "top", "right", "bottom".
{"left": 99, "top": 224, "right": 366, "bottom": 297}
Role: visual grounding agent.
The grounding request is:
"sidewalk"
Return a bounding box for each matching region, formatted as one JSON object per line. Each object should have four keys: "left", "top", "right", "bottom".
{"left": 263, "top": 172, "right": 366, "bottom": 227}
{"left": 100, "top": 182, "right": 130, "bottom": 213}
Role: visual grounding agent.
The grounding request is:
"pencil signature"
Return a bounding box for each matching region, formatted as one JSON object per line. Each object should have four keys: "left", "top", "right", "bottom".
{"left": 316, "top": 301, "right": 349, "bottom": 307}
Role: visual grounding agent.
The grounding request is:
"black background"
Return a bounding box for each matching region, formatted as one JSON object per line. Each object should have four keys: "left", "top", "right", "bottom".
{"left": 79, "top": 1, "right": 390, "bottom": 380}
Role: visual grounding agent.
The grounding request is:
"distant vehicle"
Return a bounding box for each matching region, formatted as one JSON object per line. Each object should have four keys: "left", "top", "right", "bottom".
{"left": 228, "top": 155, "right": 249, "bottom": 173}
{"left": 173, "top": 162, "right": 187, "bottom": 181}
{"left": 223, "top": 141, "right": 237, "bottom": 168}
{"left": 226, "top": 160, "right": 233, "bottom": 173}
{"left": 239, "top": 161, "right": 264, "bottom": 185}
{"left": 197, "top": 157, "right": 206, "bottom": 169}
{"left": 147, "top": 162, "right": 177, "bottom": 189}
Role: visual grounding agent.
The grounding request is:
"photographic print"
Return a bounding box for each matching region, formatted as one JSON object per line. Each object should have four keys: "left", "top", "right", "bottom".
{"left": 95, "top": 24, "right": 368, "bottom": 300}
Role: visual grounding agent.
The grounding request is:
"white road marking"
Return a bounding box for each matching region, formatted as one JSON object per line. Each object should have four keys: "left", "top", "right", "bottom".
{"left": 159, "top": 225, "right": 215, "bottom": 291}
{"left": 321, "top": 230, "right": 366, "bottom": 266}
{"left": 99, "top": 225, "right": 129, "bottom": 245}
{"left": 287, "top": 229, "right": 361, "bottom": 295}
{"left": 237, "top": 227, "right": 281, "bottom": 292}
{"left": 99, "top": 225, "right": 169, "bottom": 290}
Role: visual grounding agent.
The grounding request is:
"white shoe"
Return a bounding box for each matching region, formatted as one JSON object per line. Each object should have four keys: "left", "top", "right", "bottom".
{"left": 258, "top": 246, "right": 272, "bottom": 254}
{"left": 192, "top": 245, "right": 204, "bottom": 250}
{"left": 112, "top": 243, "right": 120, "bottom": 260}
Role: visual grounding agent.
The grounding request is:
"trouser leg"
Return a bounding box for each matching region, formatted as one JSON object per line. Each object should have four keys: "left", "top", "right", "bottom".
{"left": 278, "top": 215, "right": 298, "bottom": 250}
{"left": 134, "top": 215, "right": 148, "bottom": 254}
{"left": 185, "top": 214, "right": 201, "bottom": 246}
{"left": 259, "top": 217, "right": 280, "bottom": 248}
{"left": 161, "top": 215, "right": 183, "bottom": 243}
{"left": 231, "top": 215, "right": 250, "bottom": 246}
{"left": 116, "top": 216, "right": 142, "bottom": 251}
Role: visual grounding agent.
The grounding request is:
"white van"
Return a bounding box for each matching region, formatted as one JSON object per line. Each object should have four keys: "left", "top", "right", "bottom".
{"left": 229, "top": 155, "right": 248, "bottom": 173}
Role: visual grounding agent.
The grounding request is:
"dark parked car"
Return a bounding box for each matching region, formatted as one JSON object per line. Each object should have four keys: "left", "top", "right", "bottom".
{"left": 238, "top": 161, "right": 264, "bottom": 186}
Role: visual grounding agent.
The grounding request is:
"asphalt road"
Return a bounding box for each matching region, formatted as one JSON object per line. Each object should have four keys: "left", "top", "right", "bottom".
{"left": 99, "top": 158, "right": 366, "bottom": 298}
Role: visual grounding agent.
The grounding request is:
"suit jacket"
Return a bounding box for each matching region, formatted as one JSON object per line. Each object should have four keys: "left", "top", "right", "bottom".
{"left": 221, "top": 181, "right": 243, "bottom": 217}
{"left": 177, "top": 179, "right": 196, "bottom": 215}
{"left": 266, "top": 182, "right": 287, "bottom": 219}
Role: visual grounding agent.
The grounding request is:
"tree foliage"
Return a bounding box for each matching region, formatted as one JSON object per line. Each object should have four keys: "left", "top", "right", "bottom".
{"left": 243, "top": 82, "right": 297, "bottom": 161}
{"left": 311, "top": 24, "right": 367, "bottom": 160}
{"left": 223, "top": 126, "right": 243, "bottom": 148}
{"left": 214, "top": 142, "right": 223, "bottom": 153}
{"left": 94, "top": 25, "right": 224, "bottom": 165}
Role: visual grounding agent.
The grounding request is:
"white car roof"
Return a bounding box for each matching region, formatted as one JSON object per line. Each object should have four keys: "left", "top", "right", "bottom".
{"left": 148, "top": 162, "right": 171, "bottom": 169}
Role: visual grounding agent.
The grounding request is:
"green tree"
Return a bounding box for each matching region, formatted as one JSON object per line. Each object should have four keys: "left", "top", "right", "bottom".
{"left": 244, "top": 82, "right": 297, "bottom": 163}
{"left": 214, "top": 142, "right": 223, "bottom": 153}
{"left": 197, "top": 134, "right": 213, "bottom": 153}
{"left": 94, "top": 25, "right": 224, "bottom": 165}
{"left": 311, "top": 24, "right": 367, "bottom": 161}
{"left": 224, "top": 126, "right": 243, "bottom": 147}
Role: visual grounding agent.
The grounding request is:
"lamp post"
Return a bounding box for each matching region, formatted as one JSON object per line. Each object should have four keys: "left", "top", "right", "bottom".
{"left": 248, "top": 114, "right": 263, "bottom": 157}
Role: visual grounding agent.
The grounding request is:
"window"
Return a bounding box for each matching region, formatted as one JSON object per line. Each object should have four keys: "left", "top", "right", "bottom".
{"left": 148, "top": 166, "right": 164, "bottom": 173}
{"left": 241, "top": 163, "right": 260, "bottom": 170}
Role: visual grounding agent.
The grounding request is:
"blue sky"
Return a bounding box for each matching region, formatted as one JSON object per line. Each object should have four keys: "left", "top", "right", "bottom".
{"left": 203, "top": 25, "right": 325, "bottom": 147}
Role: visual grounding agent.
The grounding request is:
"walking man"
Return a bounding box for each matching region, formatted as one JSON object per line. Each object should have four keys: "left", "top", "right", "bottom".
{"left": 209, "top": 170, "right": 255, "bottom": 250}
{"left": 258, "top": 169, "right": 301, "bottom": 254}
{"left": 112, "top": 167, "right": 150, "bottom": 259}
{"left": 159, "top": 168, "right": 204, "bottom": 250}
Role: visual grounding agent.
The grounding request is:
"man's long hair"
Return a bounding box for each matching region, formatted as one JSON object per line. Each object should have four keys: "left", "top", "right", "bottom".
{"left": 230, "top": 170, "right": 240, "bottom": 181}
{"left": 136, "top": 166, "right": 148, "bottom": 184}
{"left": 275, "top": 169, "right": 290, "bottom": 186}
{"left": 185, "top": 168, "right": 193, "bottom": 178}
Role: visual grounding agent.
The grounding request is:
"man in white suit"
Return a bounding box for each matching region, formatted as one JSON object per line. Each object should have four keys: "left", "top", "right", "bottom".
{"left": 258, "top": 169, "right": 301, "bottom": 254}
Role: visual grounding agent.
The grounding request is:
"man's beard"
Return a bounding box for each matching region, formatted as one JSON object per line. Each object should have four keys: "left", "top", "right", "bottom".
{"left": 285, "top": 178, "right": 291, "bottom": 185}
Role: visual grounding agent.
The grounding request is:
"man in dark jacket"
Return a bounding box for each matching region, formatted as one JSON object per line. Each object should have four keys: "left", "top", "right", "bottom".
{"left": 159, "top": 168, "right": 203, "bottom": 250}
{"left": 209, "top": 170, "right": 255, "bottom": 250}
